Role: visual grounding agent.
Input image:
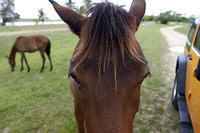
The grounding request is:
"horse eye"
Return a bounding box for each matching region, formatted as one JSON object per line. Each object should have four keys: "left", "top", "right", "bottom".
{"left": 70, "top": 77, "right": 81, "bottom": 93}
{"left": 69, "top": 73, "right": 80, "bottom": 84}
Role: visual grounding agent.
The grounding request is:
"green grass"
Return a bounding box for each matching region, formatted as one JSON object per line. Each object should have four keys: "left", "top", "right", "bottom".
{"left": 133, "top": 24, "right": 180, "bottom": 133}
{"left": 0, "top": 28, "right": 78, "bottom": 133}
{"left": 0, "top": 24, "right": 180, "bottom": 133}
{"left": 175, "top": 23, "right": 191, "bottom": 35}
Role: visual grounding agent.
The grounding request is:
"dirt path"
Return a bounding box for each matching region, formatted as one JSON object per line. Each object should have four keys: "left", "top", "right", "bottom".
{"left": 0, "top": 28, "right": 67, "bottom": 37}
{"left": 160, "top": 26, "right": 187, "bottom": 132}
{"left": 161, "top": 25, "right": 187, "bottom": 53}
{"left": 160, "top": 25, "right": 187, "bottom": 48}
{"left": 160, "top": 25, "right": 187, "bottom": 84}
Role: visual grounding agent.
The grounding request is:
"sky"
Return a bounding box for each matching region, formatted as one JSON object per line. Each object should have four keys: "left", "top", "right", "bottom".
{"left": 15, "top": 0, "right": 200, "bottom": 20}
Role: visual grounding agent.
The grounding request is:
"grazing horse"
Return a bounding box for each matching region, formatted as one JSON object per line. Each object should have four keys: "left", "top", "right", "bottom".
{"left": 50, "top": 0, "right": 149, "bottom": 132}
{"left": 7, "top": 35, "right": 53, "bottom": 72}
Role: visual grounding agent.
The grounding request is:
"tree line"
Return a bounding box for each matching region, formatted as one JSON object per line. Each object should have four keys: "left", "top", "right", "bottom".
{"left": 0, "top": 0, "right": 92, "bottom": 26}
{"left": 143, "top": 10, "right": 195, "bottom": 24}
{"left": 0, "top": 0, "right": 196, "bottom": 26}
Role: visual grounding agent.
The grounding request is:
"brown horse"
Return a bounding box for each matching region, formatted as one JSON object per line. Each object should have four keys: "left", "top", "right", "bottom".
{"left": 50, "top": 0, "right": 149, "bottom": 132}
{"left": 7, "top": 35, "right": 53, "bottom": 72}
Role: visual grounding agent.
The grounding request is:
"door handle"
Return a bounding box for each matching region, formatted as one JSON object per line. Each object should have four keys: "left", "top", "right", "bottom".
{"left": 187, "top": 54, "right": 192, "bottom": 60}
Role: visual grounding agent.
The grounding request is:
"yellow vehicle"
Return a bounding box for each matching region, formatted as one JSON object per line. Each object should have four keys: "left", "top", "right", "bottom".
{"left": 172, "top": 19, "right": 200, "bottom": 133}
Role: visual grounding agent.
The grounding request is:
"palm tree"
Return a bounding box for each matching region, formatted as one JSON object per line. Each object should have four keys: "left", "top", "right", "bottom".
{"left": 83, "top": 0, "right": 92, "bottom": 9}
{"left": 78, "top": 5, "right": 87, "bottom": 15}
{"left": 38, "top": 8, "right": 45, "bottom": 23}
{"left": 0, "top": 0, "right": 17, "bottom": 26}
{"left": 65, "top": 0, "right": 76, "bottom": 10}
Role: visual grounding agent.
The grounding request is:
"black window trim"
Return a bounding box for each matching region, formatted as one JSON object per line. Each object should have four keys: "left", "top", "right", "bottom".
{"left": 187, "top": 24, "right": 197, "bottom": 51}
{"left": 193, "top": 26, "right": 200, "bottom": 55}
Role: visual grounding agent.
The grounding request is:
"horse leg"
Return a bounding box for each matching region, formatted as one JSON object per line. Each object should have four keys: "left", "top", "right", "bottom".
{"left": 45, "top": 53, "right": 53, "bottom": 71}
{"left": 20, "top": 53, "right": 24, "bottom": 71}
{"left": 39, "top": 51, "right": 46, "bottom": 73}
{"left": 47, "top": 55, "right": 53, "bottom": 71}
{"left": 22, "top": 53, "right": 30, "bottom": 72}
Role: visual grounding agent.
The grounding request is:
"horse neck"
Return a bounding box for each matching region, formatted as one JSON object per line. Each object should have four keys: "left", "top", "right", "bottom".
{"left": 9, "top": 46, "right": 17, "bottom": 61}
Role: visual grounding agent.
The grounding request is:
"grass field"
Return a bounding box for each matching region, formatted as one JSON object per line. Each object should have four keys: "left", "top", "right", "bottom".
{"left": 175, "top": 23, "right": 190, "bottom": 35}
{"left": 0, "top": 23, "right": 180, "bottom": 133}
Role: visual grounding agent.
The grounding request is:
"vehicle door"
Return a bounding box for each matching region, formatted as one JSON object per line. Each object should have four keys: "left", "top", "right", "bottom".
{"left": 186, "top": 24, "right": 200, "bottom": 133}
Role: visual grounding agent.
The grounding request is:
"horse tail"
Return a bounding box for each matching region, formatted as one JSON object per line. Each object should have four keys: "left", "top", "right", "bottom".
{"left": 45, "top": 40, "right": 51, "bottom": 55}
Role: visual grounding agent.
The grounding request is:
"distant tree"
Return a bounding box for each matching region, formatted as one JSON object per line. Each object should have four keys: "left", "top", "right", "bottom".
{"left": 65, "top": 0, "right": 91, "bottom": 15}
{"left": 156, "top": 11, "right": 171, "bottom": 24}
{"left": 156, "top": 10, "right": 191, "bottom": 24}
{"left": 65, "top": 0, "right": 76, "bottom": 10}
{"left": 143, "top": 15, "right": 156, "bottom": 22}
{"left": 75, "top": 5, "right": 87, "bottom": 15}
{"left": 38, "top": 8, "right": 45, "bottom": 23}
{"left": 83, "top": 0, "right": 92, "bottom": 9}
{"left": 0, "top": 0, "right": 19, "bottom": 26}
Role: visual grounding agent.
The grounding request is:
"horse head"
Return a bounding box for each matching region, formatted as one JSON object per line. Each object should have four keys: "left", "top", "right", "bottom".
{"left": 5, "top": 55, "right": 15, "bottom": 72}
{"left": 50, "top": 0, "right": 148, "bottom": 133}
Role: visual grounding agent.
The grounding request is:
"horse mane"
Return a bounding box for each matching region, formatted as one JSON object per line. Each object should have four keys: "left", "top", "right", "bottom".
{"left": 72, "top": 2, "right": 144, "bottom": 88}
{"left": 9, "top": 44, "right": 17, "bottom": 60}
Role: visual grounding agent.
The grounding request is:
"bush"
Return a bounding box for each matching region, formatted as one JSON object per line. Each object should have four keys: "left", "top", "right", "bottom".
{"left": 143, "top": 15, "right": 156, "bottom": 21}
{"left": 155, "top": 10, "right": 191, "bottom": 24}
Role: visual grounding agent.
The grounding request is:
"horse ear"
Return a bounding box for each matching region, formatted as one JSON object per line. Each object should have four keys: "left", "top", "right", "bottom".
{"left": 129, "top": 0, "right": 146, "bottom": 31}
{"left": 49, "top": 0, "right": 86, "bottom": 37}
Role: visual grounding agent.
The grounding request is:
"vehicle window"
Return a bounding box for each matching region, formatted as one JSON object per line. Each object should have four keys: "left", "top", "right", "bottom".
{"left": 186, "top": 25, "right": 196, "bottom": 51}
{"left": 194, "top": 30, "right": 200, "bottom": 51}
{"left": 188, "top": 28, "right": 196, "bottom": 43}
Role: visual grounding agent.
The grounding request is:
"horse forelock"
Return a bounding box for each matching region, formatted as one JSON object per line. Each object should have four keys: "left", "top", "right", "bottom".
{"left": 72, "top": 2, "right": 144, "bottom": 88}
